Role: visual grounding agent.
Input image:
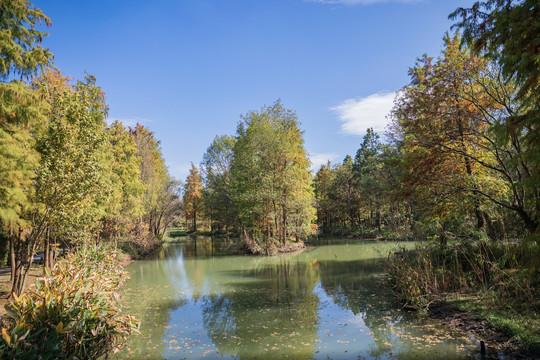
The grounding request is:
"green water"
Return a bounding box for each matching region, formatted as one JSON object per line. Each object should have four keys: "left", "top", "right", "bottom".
{"left": 113, "top": 237, "right": 486, "bottom": 359}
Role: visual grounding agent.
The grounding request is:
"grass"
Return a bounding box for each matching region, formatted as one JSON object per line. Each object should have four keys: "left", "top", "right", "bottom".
{"left": 162, "top": 227, "right": 188, "bottom": 242}
{"left": 162, "top": 227, "right": 232, "bottom": 242}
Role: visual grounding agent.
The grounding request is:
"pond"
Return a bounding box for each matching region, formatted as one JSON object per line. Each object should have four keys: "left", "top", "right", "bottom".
{"left": 113, "top": 237, "right": 489, "bottom": 359}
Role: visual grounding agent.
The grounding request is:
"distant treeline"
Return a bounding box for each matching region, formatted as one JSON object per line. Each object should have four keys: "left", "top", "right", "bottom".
{"left": 314, "top": 29, "right": 538, "bottom": 244}
{"left": 189, "top": 8, "right": 538, "bottom": 250}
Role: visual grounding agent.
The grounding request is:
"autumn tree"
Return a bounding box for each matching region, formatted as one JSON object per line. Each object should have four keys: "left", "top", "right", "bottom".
{"left": 451, "top": 0, "right": 539, "bottom": 233}
{"left": 183, "top": 164, "right": 203, "bottom": 232}
{"left": 230, "top": 101, "right": 315, "bottom": 251}
{"left": 391, "top": 33, "right": 538, "bottom": 238}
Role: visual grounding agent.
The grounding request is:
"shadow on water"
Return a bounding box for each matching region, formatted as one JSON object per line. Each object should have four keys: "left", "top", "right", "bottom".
{"left": 114, "top": 236, "right": 503, "bottom": 360}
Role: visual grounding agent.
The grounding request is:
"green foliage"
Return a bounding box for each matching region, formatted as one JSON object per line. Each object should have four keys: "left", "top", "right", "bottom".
{"left": 0, "top": 0, "right": 54, "bottom": 80}
{"left": 201, "top": 135, "right": 236, "bottom": 233}
{"left": 130, "top": 123, "right": 179, "bottom": 238}
{"left": 0, "top": 81, "right": 45, "bottom": 231}
{"left": 100, "top": 120, "right": 145, "bottom": 242}
{"left": 199, "top": 101, "right": 316, "bottom": 252}
{"left": 0, "top": 230, "right": 9, "bottom": 267}
{"left": 34, "top": 71, "right": 109, "bottom": 243}
{"left": 0, "top": 22, "right": 51, "bottom": 229}
{"left": 0, "top": 245, "right": 139, "bottom": 359}
{"left": 230, "top": 100, "right": 316, "bottom": 250}
{"left": 314, "top": 129, "right": 406, "bottom": 238}
{"left": 450, "top": 0, "right": 540, "bottom": 103}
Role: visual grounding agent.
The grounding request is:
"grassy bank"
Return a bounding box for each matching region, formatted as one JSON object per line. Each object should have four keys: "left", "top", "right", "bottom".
{"left": 386, "top": 237, "right": 540, "bottom": 355}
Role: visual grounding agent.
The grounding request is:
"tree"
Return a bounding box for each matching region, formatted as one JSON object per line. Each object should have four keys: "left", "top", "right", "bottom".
{"left": 0, "top": 81, "right": 46, "bottom": 294}
{"left": 313, "top": 161, "right": 335, "bottom": 231}
{"left": 201, "top": 135, "right": 236, "bottom": 233}
{"left": 450, "top": 0, "right": 540, "bottom": 102}
{"left": 183, "top": 163, "right": 203, "bottom": 232}
{"left": 3, "top": 70, "right": 110, "bottom": 296}
{"left": 0, "top": 0, "right": 54, "bottom": 81}
{"left": 354, "top": 128, "right": 384, "bottom": 230}
{"left": 451, "top": 1, "right": 540, "bottom": 232}
{"left": 329, "top": 158, "right": 361, "bottom": 230}
{"left": 0, "top": 0, "right": 54, "bottom": 296}
{"left": 150, "top": 178, "right": 181, "bottom": 237}
{"left": 391, "top": 34, "right": 538, "bottom": 237}
{"left": 34, "top": 72, "right": 109, "bottom": 246}
{"left": 130, "top": 123, "right": 172, "bottom": 238}
{"left": 450, "top": 0, "right": 540, "bottom": 219}
{"left": 230, "top": 100, "right": 315, "bottom": 251}
{"left": 100, "top": 120, "right": 145, "bottom": 248}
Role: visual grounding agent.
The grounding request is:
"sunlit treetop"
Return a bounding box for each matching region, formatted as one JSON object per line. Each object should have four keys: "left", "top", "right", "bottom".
{"left": 0, "top": 0, "right": 54, "bottom": 80}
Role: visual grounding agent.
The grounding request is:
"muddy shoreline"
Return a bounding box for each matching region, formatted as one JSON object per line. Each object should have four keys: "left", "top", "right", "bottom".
{"left": 427, "top": 301, "right": 535, "bottom": 359}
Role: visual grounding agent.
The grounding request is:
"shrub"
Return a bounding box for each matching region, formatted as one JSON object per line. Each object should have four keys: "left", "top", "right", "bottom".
{"left": 0, "top": 245, "right": 139, "bottom": 359}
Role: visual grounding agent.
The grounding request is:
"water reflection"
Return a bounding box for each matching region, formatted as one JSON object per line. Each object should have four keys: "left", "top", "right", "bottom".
{"left": 114, "top": 237, "right": 484, "bottom": 359}
{"left": 201, "top": 259, "right": 319, "bottom": 359}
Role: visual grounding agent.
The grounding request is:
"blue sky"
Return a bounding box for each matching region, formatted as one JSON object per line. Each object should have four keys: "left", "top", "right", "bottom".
{"left": 38, "top": 0, "right": 474, "bottom": 181}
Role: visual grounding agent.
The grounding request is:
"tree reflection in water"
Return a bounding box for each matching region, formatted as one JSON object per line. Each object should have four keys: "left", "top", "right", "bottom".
{"left": 114, "top": 237, "right": 478, "bottom": 360}
{"left": 201, "top": 258, "right": 319, "bottom": 359}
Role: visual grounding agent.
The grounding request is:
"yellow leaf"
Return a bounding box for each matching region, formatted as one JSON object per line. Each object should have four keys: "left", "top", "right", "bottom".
{"left": 56, "top": 322, "right": 63, "bottom": 333}
{"left": 2, "top": 328, "right": 11, "bottom": 345}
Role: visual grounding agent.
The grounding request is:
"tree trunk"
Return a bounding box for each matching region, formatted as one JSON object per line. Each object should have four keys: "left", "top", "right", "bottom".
{"left": 457, "top": 116, "right": 485, "bottom": 231}
{"left": 440, "top": 222, "right": 447, "bottom": 250}
{"left": 9, "top": 232, "right": 15, "bottom": 282}
{"left": 44, "top": 228, "right": 50, "bottom": 273}
{"left": 10, "top": 230, "right": 37, "bottom": 297}
{"left": 282, "top": 205, "right": 287, "bottom": 246}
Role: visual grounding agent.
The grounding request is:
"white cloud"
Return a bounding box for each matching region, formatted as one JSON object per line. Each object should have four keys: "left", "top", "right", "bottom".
{"left": 105, "top": 116, "right": 153, "bottom": 128}
{"left": 309, "top": 153, "right": 339, "bottom": 171}
{"left": 332, "top": 92, "right": 396, "bottom": 136}
{"left": 308, "top": 0, "right": 421, "bottom": 5}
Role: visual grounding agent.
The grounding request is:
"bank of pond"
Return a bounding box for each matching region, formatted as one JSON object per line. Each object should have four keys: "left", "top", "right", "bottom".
{"left": 112, "top": 236, "right": 535, "bottom": 359}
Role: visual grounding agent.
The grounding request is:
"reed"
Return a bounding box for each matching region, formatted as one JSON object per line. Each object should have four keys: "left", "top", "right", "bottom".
{"left": 386, "top": 237, "right": 539, "bottom": 309}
